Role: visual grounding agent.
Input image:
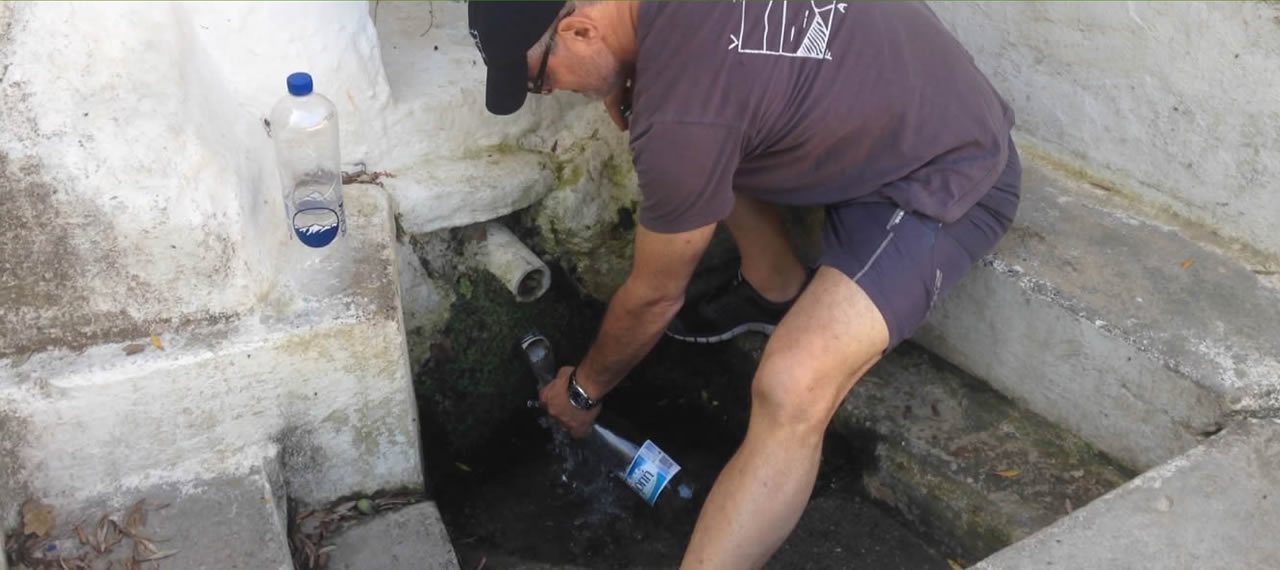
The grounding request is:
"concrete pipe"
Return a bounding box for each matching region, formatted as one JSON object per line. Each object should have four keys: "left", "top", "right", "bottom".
{"left": 477, "top": 222, "right": 551, "bottom": 302}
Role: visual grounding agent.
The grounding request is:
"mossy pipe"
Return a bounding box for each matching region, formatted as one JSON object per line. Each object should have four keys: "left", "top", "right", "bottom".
{"left": 477, "top": 222, "right": 551, "bottom": 302}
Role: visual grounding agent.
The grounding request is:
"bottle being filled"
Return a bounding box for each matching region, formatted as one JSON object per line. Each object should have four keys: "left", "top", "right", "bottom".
{"left": 269, "top": 72, "right": 345, "bottom": 249}
{"left": 519, "top": 331, "right": 695, "bottom": 510}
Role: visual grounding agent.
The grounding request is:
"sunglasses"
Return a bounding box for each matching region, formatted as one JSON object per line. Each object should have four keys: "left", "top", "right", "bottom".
{"left": 527, "top": 34, "right": 553, "bottom": 94}
{"left": 527, "top": 9, "right": 572, "bottom": 95}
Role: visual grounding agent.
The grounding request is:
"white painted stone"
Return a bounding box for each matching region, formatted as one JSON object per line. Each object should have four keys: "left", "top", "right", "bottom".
{"left": 0, "top": 187, "right": 422, "bottom": 523}
{"left": 930, "top": 1, "right": 1280, "bottom": 258}
{"left": 975, "top": 420, "right": 1280, "bottom": 570}
{"left": 914, "top": 154, "right": 1280, "bottom": 471}
{"left": 397, "top": 240, "right": 451, "bottom": 343}
{"left": 372, "top": 1, "right": 621, "bottom": 235}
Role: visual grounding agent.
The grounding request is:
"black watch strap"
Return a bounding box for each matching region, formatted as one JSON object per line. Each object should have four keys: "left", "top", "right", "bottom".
{"left": 567, "top": 369, "right": 599, "bottom": 410}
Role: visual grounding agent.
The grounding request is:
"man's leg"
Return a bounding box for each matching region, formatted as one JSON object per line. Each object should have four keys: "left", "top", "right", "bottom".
{"left": 663, "top": 197, "right": 814, "bottom": 343}
{"left": 677, "top": 143, "right": 1022, "bottom": 568}
{"left": 680, "top": 266, "right": 890, "bottom": 569}
{"left": 722, "top": 196, "right": 809, "bottom": 303}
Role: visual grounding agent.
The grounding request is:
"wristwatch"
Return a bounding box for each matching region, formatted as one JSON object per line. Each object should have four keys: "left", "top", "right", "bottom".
{"left": 567, "top": 368, "right": 600, "bottom": 410}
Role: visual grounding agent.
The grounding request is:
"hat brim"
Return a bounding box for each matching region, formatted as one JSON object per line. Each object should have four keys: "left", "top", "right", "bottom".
{"left": 485, "top": 58, "right": 530, "bottom": 116}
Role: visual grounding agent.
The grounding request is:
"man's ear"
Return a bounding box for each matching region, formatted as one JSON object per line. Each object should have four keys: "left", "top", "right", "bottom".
{"left": 558, "top": 12, "right": 599, "bottom": 43}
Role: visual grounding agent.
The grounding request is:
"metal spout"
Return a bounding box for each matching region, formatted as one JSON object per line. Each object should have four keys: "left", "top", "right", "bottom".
{"left": 519, "top": 330, "right": 557, "bottom": 388}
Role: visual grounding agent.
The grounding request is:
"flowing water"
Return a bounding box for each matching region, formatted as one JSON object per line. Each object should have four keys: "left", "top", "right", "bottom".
{"left": 421, "top": 332, "right": 952, "bottom": 569}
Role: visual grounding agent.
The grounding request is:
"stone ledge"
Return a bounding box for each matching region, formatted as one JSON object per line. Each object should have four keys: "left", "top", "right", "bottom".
{"left": 974, "top": 418, "right": 1280, "bottom": 570}
{"left": 832, "top": 343, "right": 1133, "bottom": 564}
{"left": 326, "top": 502, "right": 459, "bottom": 570}
{"left": 383, "top": 153, "right": 553, "bottom": 236}
{"left": 0, "top": 186, "right": 423, "bottom": 521}
{"left": 913, "top": 152, "right": 1280, "bottom": 471}
{"left": 4, "top": 444, "right": 291, "bottom": 570}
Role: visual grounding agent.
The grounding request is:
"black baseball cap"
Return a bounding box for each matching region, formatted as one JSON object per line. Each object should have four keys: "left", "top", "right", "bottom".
{"left": 468, "top": 1, "right": 567, "bottom": 115}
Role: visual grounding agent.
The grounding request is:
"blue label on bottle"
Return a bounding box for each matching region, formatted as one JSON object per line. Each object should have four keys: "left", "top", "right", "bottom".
{"left": 624, "top": 440, "right": 681, "bottom": 505}
{"left": 292, "top": 206, "right": 342, "bottom": 248}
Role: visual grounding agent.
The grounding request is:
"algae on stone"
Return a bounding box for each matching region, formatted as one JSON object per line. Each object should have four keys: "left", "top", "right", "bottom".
{"left": 414, "top": 267, "right": 603, "bottom": 454}
{"left": 526, "top": 135, "right": 642, "bottom": 301}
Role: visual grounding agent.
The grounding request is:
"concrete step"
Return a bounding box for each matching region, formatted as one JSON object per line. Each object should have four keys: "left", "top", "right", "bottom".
{"left": 5, "top": 444, "right": 291, "bottom": 570}
{"left": 0, "top": 185, "right": 423, "bottom": 524}
{"left": 727, "top": 334, "right": 1133, "bottom": 564}
{"left": 975, "top": 418, "right": 1280, "bottom": 570}
{"left": 324, "top": 501, "right": 460, "bottom": 570}
{"left": 913, "top": 147, "right": 1280, "bottom": 472}
{"left": 832, "top": 343, "right": 1134, "bottom": 564}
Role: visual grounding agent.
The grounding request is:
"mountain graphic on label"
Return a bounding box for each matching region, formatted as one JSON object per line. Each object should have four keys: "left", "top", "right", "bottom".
{"left": 293, "top": 207, "right": 341, "bottom": 248}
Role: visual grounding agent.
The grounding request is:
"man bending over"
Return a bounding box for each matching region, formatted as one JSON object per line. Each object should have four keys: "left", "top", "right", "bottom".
{"left": 468, "top": 2, "right": 1021, "bottom": 567}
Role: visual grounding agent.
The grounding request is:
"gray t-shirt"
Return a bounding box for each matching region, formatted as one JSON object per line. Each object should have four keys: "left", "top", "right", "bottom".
{"left": 629, "top": 1, "right": 1015, "bottom": 234}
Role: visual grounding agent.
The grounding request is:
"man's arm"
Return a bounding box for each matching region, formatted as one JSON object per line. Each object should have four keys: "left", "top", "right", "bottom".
{"left": 578, "top": 221, "right": 715, "bottom": 394}
{"left": 538, "top": 220, "right": 716, "bottom": 436}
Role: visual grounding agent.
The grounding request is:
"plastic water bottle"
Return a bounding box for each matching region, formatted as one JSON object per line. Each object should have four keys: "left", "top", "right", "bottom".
{"left": 269, "top": 72, "right": 345, "bottom": 248}
{"left": 519, "top": 331, "right": 695, "bottom": 509}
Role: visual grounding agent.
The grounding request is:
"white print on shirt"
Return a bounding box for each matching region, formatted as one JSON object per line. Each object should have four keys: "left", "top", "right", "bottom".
{"left": 728, "top": 0, "right": 848, "bottom": 60}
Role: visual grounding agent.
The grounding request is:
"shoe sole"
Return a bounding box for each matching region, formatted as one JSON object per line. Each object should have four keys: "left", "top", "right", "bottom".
{"left": 664, "top": 321, "right": 776, "bottom": 344}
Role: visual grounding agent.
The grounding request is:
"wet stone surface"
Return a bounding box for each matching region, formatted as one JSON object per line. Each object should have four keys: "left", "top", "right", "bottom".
{"left": 421, "top": 320, "right": 952, "bottom": 569}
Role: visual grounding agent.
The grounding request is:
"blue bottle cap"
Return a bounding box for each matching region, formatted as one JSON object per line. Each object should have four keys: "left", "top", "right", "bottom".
{"left": 287, "top": 72, "right": 313, "bottom": 96}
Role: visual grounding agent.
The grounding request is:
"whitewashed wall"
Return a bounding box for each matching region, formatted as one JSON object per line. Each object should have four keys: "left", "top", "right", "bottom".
{"left": 931, "top": 1, "right": 1280, "bottom": 258}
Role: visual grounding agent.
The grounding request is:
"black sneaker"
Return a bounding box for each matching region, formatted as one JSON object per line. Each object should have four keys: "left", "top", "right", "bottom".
{"left": 665, "top": 267, "right": 815, "bottom": 344}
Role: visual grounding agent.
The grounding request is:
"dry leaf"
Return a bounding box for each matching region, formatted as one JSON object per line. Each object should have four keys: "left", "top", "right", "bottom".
{"left": 76, "top": 524, "right": 95, "bottom": 550}
{"left": 378, "top": 496, "right": 411, "bottom": 508}
{"left": 137, "top": 548, "right": 179, "bottom": 562}
{"left": 125, "top": 499, "right": 147, "bottom": 533}
{"left": 1065, "top": 497, "right": 1074, "bottom": 513}
{"left": 22, "top": 499, "right": 56, "bottom": 538}
{"left": 96, "top": 515, "right": 110, "bottom": 552}
{"left": 1181, "top": 259, "right": 1193, "bottom": 269}
{"left": 994, "top": 469, "right": 1021, "bottom": 479}
{"left": 122, "top": 343, "right": 147, "bottom": 355}
{"left": 947, "top": 560, "right": 964, "bottom": 570}
{"left": 149, "top": 335, "right": 165, "bottom": 351}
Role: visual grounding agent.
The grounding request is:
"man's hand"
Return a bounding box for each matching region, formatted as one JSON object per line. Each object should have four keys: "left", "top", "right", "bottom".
{"left": 539, "top": 366, "right": 602, "bottom": 439}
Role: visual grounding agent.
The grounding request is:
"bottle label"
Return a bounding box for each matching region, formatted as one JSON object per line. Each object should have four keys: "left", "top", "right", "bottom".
{"left": 292, "top": 203, "right": 343, "bottom": 248}
{"left": 624, "top": 440, "right": 682, "bottom": 506}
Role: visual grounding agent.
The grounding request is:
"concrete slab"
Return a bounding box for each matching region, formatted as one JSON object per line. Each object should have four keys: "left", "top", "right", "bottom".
{"left": 4, "top": 444, "right": 290, "bottom": 570}
{"left": 0, "top": 186, "right": 423, "bottom": 524}
{"left": 326, "top": 502, "right": 459, "bottom": 570}
{"left": 833, "top": 343, "right": 1134, "bottom": 563}
{"left": 913, "top": 149, "right": 1280, "bottom": 471}
{"left": 975, "top": 418, "right": 1280, "bottom": 570}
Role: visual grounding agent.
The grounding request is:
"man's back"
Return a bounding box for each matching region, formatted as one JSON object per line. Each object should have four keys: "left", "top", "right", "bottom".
{"left": 630, "top": 1, "right": 1014, "bottom": 234}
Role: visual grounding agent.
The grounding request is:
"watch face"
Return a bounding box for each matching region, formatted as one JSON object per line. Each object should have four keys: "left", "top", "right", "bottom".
{"left": 568, "top": 382, "right": 594, "bottom": 409}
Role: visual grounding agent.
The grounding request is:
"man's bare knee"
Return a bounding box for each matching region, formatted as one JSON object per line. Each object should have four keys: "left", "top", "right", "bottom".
{"left": 750, "top": 361, "right": 844, "bottom": 436}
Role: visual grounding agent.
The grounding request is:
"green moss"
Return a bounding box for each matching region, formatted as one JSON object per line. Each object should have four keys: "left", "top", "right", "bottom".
{"left": 877, "top": 446, "right": 1017, "bottom": 562}
{"left": 554, "top": 161, "right": 585, "bottom": 191}
{"left": 490, "top": 140, "right": 522, "bottom": 156}
{"left": 601, "top": 153, "right": 635, "bottom": 190}
{"left": 415, "top": 268, "right": 602, "bottom": 453}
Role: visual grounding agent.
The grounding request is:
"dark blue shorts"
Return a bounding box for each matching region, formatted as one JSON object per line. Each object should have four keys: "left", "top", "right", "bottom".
{"left": 819, "top": 142, "right": 1022, "bottom": 349}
